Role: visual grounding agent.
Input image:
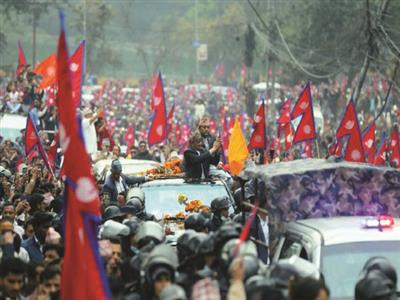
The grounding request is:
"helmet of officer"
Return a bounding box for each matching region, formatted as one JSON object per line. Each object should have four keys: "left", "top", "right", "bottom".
{"left": 159, "top": 284, "right": 187, "bottom": 300}
{"left": 184, "top": 213, "right": 209, "bottom": 232}
{"left": 210, "top": 197, "right": 231, "bottom": 213}
{"left": 361, "top": 256, "right": 397, "bottom": 288}
{"left": 103, "top": 205, "right": 126, "bottom": 221}
{"left": 220, "top": 238, "right": 257, "bottom": 267}
{"left": 127, "top": 187, "right": 145, "bottom": 205}
{"left": 121, "top": 198, "right": 144, "bottom": 216}
{"left": 143, "top": 244, "right": 178, "bottom": 285}
{"left": 214, "top": 222, "right": 240, "bottom": 252}
{"left": 355, "top": 269, "right": 396, "bottom": 300}
{"left": 136, "top": 221, "right": 164, "bottom": 248}
{"left": 176, "top": 230, "right": 197, "bottom": 263}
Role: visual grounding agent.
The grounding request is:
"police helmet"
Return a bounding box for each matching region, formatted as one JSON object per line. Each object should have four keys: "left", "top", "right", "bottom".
{"left": 184, "top": 213, "right": 209, "bottom": 232}
{"left": 361, "top": 256, "right": 397, "bottom": 288}
{"left": 136, "top": 221, "right": 164, "bottom": 248}
{"left": 121, "top": 198, "right": 144, "bottom": 216}
{"left": 127, "top": 187, "right": 145, "bottom": 205}
{"left": 355, "top": 269, "right": 396, "bottom": 300}
{"left": 159, "top": 284, "right": 187, "bottom": 300}
{"left": 210, "top": 197, "right": 231, "bottom": 213}
{"left": 103, "top": 205, "right": 125, "bottom": 221}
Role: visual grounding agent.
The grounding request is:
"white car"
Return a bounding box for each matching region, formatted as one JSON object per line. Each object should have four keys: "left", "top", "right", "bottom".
{"left": 273, "top": 216, "right": 400, "bottom": 300}
{"left": 93, "top": 158, "right": 160, "bottom": 181}
{"left": 0, "top": 113, "right": 27, "bottom": 142}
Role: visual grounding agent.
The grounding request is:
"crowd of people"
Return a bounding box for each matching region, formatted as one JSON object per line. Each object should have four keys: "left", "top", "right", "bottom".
{"left": 0, "top": 64, "right": 399, "bottom": 300}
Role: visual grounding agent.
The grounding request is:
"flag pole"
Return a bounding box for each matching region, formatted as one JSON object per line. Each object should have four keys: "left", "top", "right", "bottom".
{"left": 315, "top": 139, "right": 321, "bottom": 158}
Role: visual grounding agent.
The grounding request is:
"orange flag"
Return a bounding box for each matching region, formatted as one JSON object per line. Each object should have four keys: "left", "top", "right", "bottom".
{"left": 228, "top": 117, "right": 249, "bottom": 175}
{"left": 33, "top": 53, "right": 57, "bottom": 90}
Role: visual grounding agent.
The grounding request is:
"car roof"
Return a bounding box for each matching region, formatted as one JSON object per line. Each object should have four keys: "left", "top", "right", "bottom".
{"left": 141, "top": 178, "right": 225, "bottom": 187}
{"left": 289, "top": 216, "right": 400, "bottom": 246}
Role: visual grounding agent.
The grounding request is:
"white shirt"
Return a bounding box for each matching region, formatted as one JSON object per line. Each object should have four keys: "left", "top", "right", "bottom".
{"left": 115, "top": 177, "right": 125, "bottom": 194}
{"left": 82, "top": 117, "right": 98, "bottom": 155}
{"left": 259, "top": 215, "right": 269, "bottom": 246}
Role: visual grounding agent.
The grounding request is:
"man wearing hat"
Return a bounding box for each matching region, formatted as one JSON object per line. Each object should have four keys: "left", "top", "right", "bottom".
{"left": 102, "top": 159, "right": 151, "bottom": 204}
{"left": 81, "top": 107, "right": 99, "bottom": 156}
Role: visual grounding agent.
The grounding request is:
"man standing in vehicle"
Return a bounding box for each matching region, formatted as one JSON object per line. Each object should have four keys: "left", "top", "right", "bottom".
{"left": 184, "top": 132, "right": 220, "bottom": 179}
{"left": 102, "top": 160, "right": 151, "bottom": 204}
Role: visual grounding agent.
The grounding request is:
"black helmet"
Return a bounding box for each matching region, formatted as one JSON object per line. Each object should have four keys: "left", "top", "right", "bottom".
{"left": 184, "top": 213, "right": 209, "bottom": 232}
{"left": 136, "top": 221, "right": 164, "bottom": 248}
{"left": 268, "top": 260, "right": 300, "bottom": 289}
{"left": 127, "top": 187, "right": 145, "bottom": 205}
{"left": 143, "top": 244, "right": 178, "bottom": 285}
{"left": 197, "top": 232, "right": 216, "bottom": 256}
{"left": 123, "top": 219, "right": 141, "bottom": 236}
{"left": 246, "top": 276, "right": 284, "bottom": 300}
{"left": 361, "top": 256, "right": 397, "bottom": 288}
{"left": 220, "top": 238, "right": 257, "bottom": 267}
{"left": 176, "top": 230, "right": 197, "bottom": 263}
{"left": 121, "top": 198, "right": 144, "bottom": 216}
{"left": 214, "top": 222, "right": 240, "bottom": 252}
{"left": 211, "top": 197, "right": 230, "bottom": 213}
{"left": 103, "top": 205, "right": 125, "bottom": 221}
{"left": 159, "top": 284, "right": 187, "bottom": 300}
{"left": 355, "top": 269, "right": 396, "bottom": 300}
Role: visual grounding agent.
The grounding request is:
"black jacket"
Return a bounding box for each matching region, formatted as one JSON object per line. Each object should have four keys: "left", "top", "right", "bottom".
{"left": 184, "top": 147, "right": 212, "bottom": 179}
{"left": 102, "top": 174, "right": 146, "bottom": 203}
{"left": 249, "top": 216, "right": 269, "bottom": 264}
{"left": 202, "top": 134, "right": 220, "bottom": 166}
{"left": 133, "top": 151, "right": 154, "bottom": 161}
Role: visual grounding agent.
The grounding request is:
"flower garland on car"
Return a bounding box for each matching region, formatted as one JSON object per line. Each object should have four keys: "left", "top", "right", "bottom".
{"left": 146, "top": 159, "right": 181, "bottom": 176}
{"left": 163, "top": 193, "right": 208, "bottom": 221}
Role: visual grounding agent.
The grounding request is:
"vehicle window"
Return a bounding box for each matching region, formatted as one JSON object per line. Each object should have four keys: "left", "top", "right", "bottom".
{"left": 280, "top": 237, "right": 301, "bottom": 259}
{"left": 322, "top": 241, "right": 400, "bottom": 299}
{"left": 142, "top": 183, "right": 231, "bottom": 219}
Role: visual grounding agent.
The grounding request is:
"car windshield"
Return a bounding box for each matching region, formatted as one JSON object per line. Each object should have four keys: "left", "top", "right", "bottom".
{"left": 142, "top": 183, "right": 230, "bottom": 219}
{"left": 322, "top": 241, "right": 400, "bottom": 299}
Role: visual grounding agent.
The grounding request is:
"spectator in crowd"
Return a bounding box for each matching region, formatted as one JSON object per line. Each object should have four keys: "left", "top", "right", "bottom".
{"left": 133, "top": 141, "right": 154, "bottom": 161}
{"left": 81, "top": 107, "right": 99, "bottom": 156}
{"left": 22, "top": 212, "right": 53, "bottom": 263}
{"left": 0, "top": 258, "right": 26, "bottom": 299}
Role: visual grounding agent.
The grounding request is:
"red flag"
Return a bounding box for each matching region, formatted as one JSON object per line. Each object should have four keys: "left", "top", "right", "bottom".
{"left": 336, "top": 99, "right": 365, "bottom": 163}
{"left": 374, "top": 134, "right": 387, "bottom": 166}
{"left": 148, "top": 73, "right": 167, "bottom": 146}
{"left": 362, "top": 122, "right": 376, "bottom": 164}
{"left": 277, "top": 99, "right": 291, "bottom": 126}
{"left": 16, "top": 41, "right": 27, "bottom": 76}
{"left": 70, "top": 41, "right": 85, "bottom": 109}
{"left": 25, "top": 113, "right": 40, "bottom": 155}
{"left": 57, "top": 11, "right": 110, "bottom": 300}
{"left": 291, "top": 83, "right": 316, "bottom": 144}
{"left": 302, "top": 140, "right": 312, "bottom": 158}
{"left": 24, "top": 112, "right": 54, "bottom": 176}
{"left": 248, "top": 99, "right": 266, "bottom": 150}
{"left": 46, "top": 85, "right": 58, "bottom": 107}
{"left": 389, "top": 126, "right": 400, "bottom": 168}
{"left": 34, "top": 53, "right": 57, "bottom": 90}
{"left": 125, "top": 126, "right": 135, "bottom": 155}
{"left": 47, "top": 132, "right": 59, "bottom": 171}
{"left": 277, "top": 99, "right": 293, "bottom": 152}
{"left": 167, "top": 103, "right": 175, "bottom": 133}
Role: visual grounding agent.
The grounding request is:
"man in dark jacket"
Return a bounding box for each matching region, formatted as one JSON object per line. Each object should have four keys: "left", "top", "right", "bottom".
{"left": 22, "top": 212, "right": 53, "bottom": 264}
{"left": 102, "top": 160, "right": 150, "bottom": 204}
{"left": 184, "top": 132, "right": 220, "bottom": 179}
{"left": 249, "top": 208, "right": 270, "bottom": 264}
{"left": 133, "top": 141, "right": 154, "bottom": 161}
{"left": 198, "top": 117, "right": 220, "bottom": 166}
